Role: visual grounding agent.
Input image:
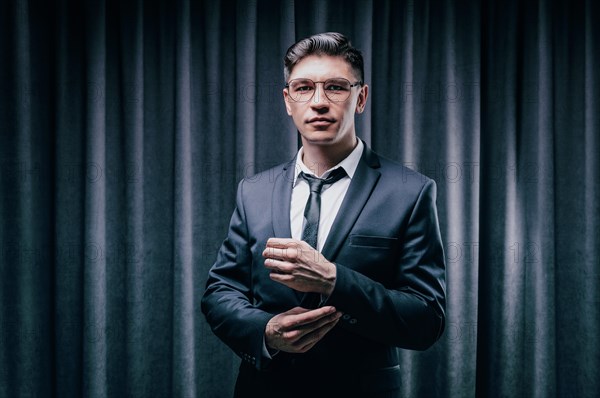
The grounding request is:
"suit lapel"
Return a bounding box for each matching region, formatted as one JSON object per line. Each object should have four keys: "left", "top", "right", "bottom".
{"left": 271, "top": 158, "right": 295, "bottom": 239}
{"left": 321, "top": 143, "right": 381, "bottom": 261}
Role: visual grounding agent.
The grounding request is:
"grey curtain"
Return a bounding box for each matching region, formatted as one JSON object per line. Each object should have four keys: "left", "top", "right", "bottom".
{"left": 0, "top": 0, "right": 598, "bottom": 397}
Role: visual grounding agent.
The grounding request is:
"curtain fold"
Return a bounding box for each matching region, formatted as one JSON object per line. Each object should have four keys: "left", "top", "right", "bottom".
{"left": 0, "top": 1, "right": 598, "bottom": 397}
{"left": 117, "top": 0, "right": 146, "bottom": 396}
{"left": 478, "top": 1, "right": 600, "bottom": 397}
{"left": 173, "top": 0, "right": 195, "bottom": 396}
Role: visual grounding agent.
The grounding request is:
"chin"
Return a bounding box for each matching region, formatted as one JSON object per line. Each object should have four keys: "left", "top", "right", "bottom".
{"left": 301, "top": 131, "right": 339, "bottom": 145}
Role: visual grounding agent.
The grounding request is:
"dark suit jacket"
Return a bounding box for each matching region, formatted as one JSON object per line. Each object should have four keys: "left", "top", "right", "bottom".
{"left": 201, "top": 142, "right": 446, "bottom": 397}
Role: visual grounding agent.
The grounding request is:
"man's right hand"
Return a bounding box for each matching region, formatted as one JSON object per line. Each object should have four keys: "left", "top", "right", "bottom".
{"left": 265, "top": 306, "right": 342, "bottom": 353}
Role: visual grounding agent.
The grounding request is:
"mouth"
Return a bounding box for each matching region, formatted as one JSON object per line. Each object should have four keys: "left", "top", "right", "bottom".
{"left": 307, "top": 117, "right": 335, "bottom": 126}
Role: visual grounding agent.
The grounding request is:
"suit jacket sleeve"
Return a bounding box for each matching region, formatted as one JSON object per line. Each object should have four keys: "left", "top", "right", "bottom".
{"left": 200, "top": 179, "right": 273, "bottom": 369}
{"left": 324, "top": 178, "right": 446, "bottom": 351}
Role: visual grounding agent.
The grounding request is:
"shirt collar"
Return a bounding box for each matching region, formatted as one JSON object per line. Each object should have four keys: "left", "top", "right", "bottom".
{"left": 293, "top": 138, "right": 364, "bottom": 185}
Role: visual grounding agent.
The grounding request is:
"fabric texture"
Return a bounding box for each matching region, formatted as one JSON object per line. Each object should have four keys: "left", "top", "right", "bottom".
{"left": 0, "top": 0, "right": 598, "bottom": 397}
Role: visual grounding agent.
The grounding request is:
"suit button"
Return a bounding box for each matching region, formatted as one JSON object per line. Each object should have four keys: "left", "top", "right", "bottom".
{"left": 342, "top": 314, "right": 351, "bottom": 320}
{"left": 349, "top": 318, "right": 357, "bottom": 324}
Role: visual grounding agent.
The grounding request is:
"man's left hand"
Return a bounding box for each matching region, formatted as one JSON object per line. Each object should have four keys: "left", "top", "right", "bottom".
{"left": 263, "top": 238, "right": 336, "bottom": 296}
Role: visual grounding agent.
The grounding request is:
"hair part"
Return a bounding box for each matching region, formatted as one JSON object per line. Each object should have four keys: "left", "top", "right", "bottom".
{"left": 283, "top": 32, "right": 364, "bottom": 83}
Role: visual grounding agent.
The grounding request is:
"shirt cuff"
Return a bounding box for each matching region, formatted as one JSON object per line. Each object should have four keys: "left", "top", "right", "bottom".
{"left": 262, "top": 336, "right": 279, "bottom": 359}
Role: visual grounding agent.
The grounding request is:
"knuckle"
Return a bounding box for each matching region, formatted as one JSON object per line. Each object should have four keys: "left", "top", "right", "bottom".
{"left": 284, "top": 319, "right": 298, "bottom": 329}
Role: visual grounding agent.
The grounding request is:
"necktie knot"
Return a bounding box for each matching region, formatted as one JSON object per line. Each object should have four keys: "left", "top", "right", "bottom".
{"left": 298, "top": 167, "right": 347, "bottom": 194}
{"left": 297, "top": 166, "right": 347, "bottom": 251}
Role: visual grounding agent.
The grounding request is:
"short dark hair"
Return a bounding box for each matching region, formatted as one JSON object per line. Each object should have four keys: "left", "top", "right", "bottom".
{"left": 283, "top": 32, "right": 364, "bottom": 83}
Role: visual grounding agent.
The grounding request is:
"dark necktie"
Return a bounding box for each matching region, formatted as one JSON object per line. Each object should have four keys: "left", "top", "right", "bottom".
{"left": 297, "top": 167, "right": 347, "bottom": 308}
{"left": 298, "top": 167, "right": 348, "bottom": 250}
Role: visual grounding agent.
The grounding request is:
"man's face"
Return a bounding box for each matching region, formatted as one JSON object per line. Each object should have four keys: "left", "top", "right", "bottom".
{"left": 283, "top": 55, "right": 369, "bottom": 148}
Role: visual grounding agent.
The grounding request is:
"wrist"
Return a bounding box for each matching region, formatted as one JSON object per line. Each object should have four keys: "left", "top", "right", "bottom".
{"left": 322, "top": 262, "right": 337, "bottom": 296}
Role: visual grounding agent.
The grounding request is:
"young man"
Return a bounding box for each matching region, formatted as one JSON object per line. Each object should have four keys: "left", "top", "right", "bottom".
{"left": 201, "top": 32, "right": 446, "bottom": 398}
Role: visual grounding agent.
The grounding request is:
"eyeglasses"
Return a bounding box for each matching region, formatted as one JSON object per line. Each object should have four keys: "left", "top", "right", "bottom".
{"left": 285, "top": 78, "right": 363, "bottom": 102}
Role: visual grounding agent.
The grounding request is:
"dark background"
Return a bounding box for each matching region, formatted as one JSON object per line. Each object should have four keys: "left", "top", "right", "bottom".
{"left": 0, "top": 0, "right": 598, "bottom": 397}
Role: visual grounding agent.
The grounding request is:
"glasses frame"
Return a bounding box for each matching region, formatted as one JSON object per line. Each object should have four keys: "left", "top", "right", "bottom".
{"left": 284, "top": 77, "right": 363, "bottom": 103}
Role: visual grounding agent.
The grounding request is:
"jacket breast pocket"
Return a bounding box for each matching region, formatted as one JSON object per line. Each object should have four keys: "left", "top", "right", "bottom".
{"left": 349, "top": 234, "right": 398, "bottom": 249}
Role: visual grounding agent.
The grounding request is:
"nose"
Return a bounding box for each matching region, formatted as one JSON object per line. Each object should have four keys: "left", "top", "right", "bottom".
{"left": 311, "top": 83, "right": 329, "bottom": 107}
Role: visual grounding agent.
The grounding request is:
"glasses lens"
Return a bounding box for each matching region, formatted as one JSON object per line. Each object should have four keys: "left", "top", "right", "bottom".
{"left": 286, "top": 78, "right": 354, "bottom": 102}
{"left": 323, "top": 78, "right": 352, "bottom": 102}
{"left": 288, "top": 79, "right": 315, "bottom": 102}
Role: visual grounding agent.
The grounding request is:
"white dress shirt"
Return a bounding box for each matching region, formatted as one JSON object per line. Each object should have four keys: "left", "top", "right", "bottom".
{"left": 290, "top": 139, "right": 364, "bottom": 251}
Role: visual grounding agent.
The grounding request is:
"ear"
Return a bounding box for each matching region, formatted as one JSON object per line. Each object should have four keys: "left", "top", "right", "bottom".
{"left": 355, "top": 84, "right": 369, "bottom": 114}
{"left": 283, "top": 88, "right": 293, "bottom": 115}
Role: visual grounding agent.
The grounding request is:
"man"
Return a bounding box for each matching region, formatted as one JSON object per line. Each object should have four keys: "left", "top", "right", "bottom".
{"left": 201, "top": 32, "right": 446, "bottom": 398}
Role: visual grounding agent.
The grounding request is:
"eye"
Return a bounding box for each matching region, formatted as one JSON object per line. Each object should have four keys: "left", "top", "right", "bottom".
{"left": 325, "top": 80, "right": 350, "bottom": 91}
{"left": 296, "top": 85, "right": 313, "bottom": 92}
{"left": 290, "top": 80, "right": 314, "bottom": 92}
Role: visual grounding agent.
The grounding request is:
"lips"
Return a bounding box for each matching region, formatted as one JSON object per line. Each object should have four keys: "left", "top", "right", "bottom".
{"left": 307, "top": 117, "right": 335, "bottom": 124}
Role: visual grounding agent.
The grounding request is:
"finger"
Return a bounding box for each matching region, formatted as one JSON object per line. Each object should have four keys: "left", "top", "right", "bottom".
{"left": 264, "top": 258, "right": 294, "bottom": 273}
{"left": 295, "top": 318, "right": 340, "bottom": 352}
{"left": 265, "top": 239, "right": 309, "bottom": 254}
{"left": 263, "top": 246, "right": 300, "bottom": 261}
{"left": 283, "top": 306, "right": 337, "bottom": 328}
{"left": 269, "top": 318, "right": 331, "bottom": 350}
{"left": 282, "top": 311, "right": 342, "bottom": 342}
{"left": 284, "top": 306, "right": 312, "bottom": 315}
{"left": 266, "top": 238, "right": 301, "bottom": 248}
{"left": 302, "top": 311, "right": 343, "bottom": 331}
{"left": 266, "top": 308, "right": 309, "bottom": 333}
{"left": 273, "top": 306, "right": 336, "bottom": 331}
{"left": 269, "top": 272, "right": 294, "bottom": 285}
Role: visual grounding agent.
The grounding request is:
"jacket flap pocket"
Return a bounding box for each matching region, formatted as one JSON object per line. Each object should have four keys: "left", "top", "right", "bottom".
{"left": 349, "top": 235, "right": 397, "bottom": 249}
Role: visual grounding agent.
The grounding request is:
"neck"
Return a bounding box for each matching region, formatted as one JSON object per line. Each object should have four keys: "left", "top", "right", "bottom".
{"left": 301, "top": 135, "right": 358, "bottom": 177}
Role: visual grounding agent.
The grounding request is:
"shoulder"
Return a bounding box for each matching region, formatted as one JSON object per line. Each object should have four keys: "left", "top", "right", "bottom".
{"left": 372, "top": 150, "right": 436, "bottom": 196}
{"left": 236, "top": 159, "right": 295, "bottom": 194}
